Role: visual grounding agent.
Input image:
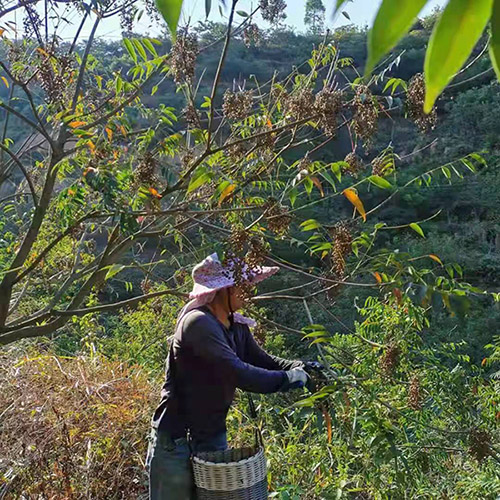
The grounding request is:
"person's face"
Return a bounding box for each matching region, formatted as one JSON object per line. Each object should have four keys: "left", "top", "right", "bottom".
{"left": 228, "top": 285, "right": 251, "bottom": 311}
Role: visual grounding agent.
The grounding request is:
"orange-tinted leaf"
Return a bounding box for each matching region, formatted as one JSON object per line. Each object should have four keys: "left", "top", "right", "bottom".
{"left": 87, "top": 141, "right": 96, "bottom": 153}
{"left": 218, "top": 184, "right": 236, "bottom": 206}
{"left": 1, "top": 76, "right": 9, "bottom": 88}
{"left": 311, "top": 176, "right": 324, "bottom": 197}
{"left": 105, "top": 127, "right": 113, "bottom": 141}
{"left": 393, "top": 287, "right": 402, "bottom": 304}
{"left": 429, "top": 254, "right": 443, "bottom": 265}
{"left": 36, "top": 47, "right": 50, "bottom": 57}
{"left": 343, "top": 188, "right": 366, "bottom": 221}
{"left": 68, "top": 188, "right": 75, "bottom": 196}
{"left": 69, "top": 120, "right": 86, "bottom": 128}
{"left": 373, "top": 271, "right": 382, "bottom": 283}
{"left": 481, "top": 358, "right": 488, "bottom": 367}
{"left": 0, "top": 28, "right": 5, "bottom": 37}
{"left": 148, "top": 187, "right": 162, "bottom": 198}
{"left": 266, "top": 118, "right": 272, "bottom": 128}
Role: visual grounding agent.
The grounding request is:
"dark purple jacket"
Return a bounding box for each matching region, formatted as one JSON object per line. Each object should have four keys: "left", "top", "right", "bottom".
{"left": 151, "top": 305, "right": 302, "bottom": 440}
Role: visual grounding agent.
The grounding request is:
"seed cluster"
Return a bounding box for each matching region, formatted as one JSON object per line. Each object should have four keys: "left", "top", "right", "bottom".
{"left": 183, "top": 103, "right": 200, "bottom": 128}
{"left": 379, "top": 343, "right": 400, "bottom": 377}
{"left": 285, "top": 89, "right": 314, "bottom": 121}
{"left": 223, "top": 89, "right": 254, "bottom": 120}
{"left": 329, "top": 221, "right": 352, "bottom": 277}
{"left": 343, "top": 152, "right": 363, "bottom": 177}
{"left": 243, "top": 24, "right": 261, "bottom": 48}
{"left": 170, "top": 32, "right": 199, "bottom": 85}
{"left": 408, "top": 374, "right": 422, "bottom": 410}
{"left": 259, "top": 0, "right": 287, "bottom": 23}
{"left": 315, "top": 88, "right": 343, "bottom": 136}
{"left": 407, "top": 73, "right": 437, "bottom": 132}
{"left": 37, "top": 53, "right": 75, "bottom": 105}
{"left": 134, "top": 152, "right": 158, "bottom": 187}
{"left": 371, "top": 156, "right": 385, "bottom": 177}
{"left": 140, "top": 278, "right": 152, "bottom": 294}
{"left": 352, "top": 85, "right": 378, "bottom": 145}
{"left": 468, "top": 429, "right": 491, "bottom": 462}
{"left": 263, "top": 197, "right": 292, "bottom": 237}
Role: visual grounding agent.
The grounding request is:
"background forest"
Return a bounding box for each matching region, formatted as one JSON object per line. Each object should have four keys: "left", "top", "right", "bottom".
{"left": 0, "top": 2, "right": 499, "bottom": 498}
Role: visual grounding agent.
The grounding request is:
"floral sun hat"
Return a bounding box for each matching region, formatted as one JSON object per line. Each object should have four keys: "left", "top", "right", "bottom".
{"left": 176, "top": 252, "right": 279, "bottom": 328}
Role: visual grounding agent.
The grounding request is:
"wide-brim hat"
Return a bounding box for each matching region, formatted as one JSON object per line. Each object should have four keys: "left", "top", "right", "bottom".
{"left": 189, "top": 252, "right": 280, "bottom": 299}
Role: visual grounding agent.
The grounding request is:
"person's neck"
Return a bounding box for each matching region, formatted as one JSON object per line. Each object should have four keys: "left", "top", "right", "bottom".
{"left": 206, "top": 301, "right": 231, "bottom": 328}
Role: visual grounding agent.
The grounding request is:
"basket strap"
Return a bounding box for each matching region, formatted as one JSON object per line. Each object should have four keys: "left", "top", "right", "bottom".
{"left": 246, "top": 392, "right": 265, "bottom": 448}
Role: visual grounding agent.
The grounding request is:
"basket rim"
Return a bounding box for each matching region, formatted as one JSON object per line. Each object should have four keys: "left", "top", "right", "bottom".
{"left": 192, "top": 446, "right": 265, "bottom": 468}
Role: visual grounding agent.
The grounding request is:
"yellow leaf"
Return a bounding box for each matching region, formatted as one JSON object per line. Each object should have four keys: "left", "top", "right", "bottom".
{"left": 373, "top": 271, "right": 382, "bottom": 283}
{"left": 119, "top": 125, "right": 128, "bottom": 136}
{"left": 481, "top": 358, "right": 488, "bottom": 367}
{"left": 1, "top": 76, "right": 9, "bottom": 88}
{"left": 343, "top": 188, "right": 366, "bottom": 222}
{"left": 148, "top": 187, "right": 162, "bottom": 198}
{"left": 105, "top": 127, "right": 113, "bottom": 141}
{"left": 311, "top": 176, "right": 324, "bottom": 197}
{"left": 69, "top": 120, "right": 86, "bottom": 128}
{"left": 36, "top": 47, "right": 50, "bottom": 58}
{"left": 429, "top": 254, "right": 443, "bottom": 266}
{"left": 321, "top": 250, "right": 329, "bottom": 259}
{"left": 218, "top": 184, "right": 236, "bottom": 206}
{"left": 87, "top": 141, "right": 95, "bottom": 153}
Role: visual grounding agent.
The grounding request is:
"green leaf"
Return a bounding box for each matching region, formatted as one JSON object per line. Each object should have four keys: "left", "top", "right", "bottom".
{"left": 132, "top": 38, "right": 147, "bottom": 61}
{"left": 143, "top": 38, "right": 158, "bottom": 57}
{"left": 187, "top": 165, "right": 211, "bottom": 193}
{"left": 236, "top": 10, "right": 249, "bottom": 17}
{"left": 205, "top": 0, "right": 211, "bottom": 17}
{"left": 333, "top": 0, "right": 351, "bottom": 14}
{"left": 410, "top": 222, "right": 425, "bottom": 238}
{"left": 123, "top": 38, "right": 137, "bottom": 63}
{"left": 490, "top": 0, "right": 500, "bottom": 80}
{"left": 300, "top": 219, "right": 321, "bottom": 231}
{"left": 366, "top": 0, "right": 428, "bottom": 75}
{"left": 368, "top": 175, "right": 392, "bottom": 189}
{"left": 155, "top": 0, "right": 184, "bottom": 39}
{"left": 424, "top": 0, "right": 494, "bottom": 113}
{"left": 105, "top": 264, "right": 125, "bottom": 280}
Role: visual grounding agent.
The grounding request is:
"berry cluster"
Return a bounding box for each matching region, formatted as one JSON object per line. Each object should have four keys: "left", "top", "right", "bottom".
{"left": 329, "top": 221, "right": 353, "bottom": 277}
{"left": 343, "top": 152, "right": 363, "bottom": 177}
{"left": 408, "top": 374, "right": 422, "bottom": 410}
{"left": 170, "top": 32, "right": 199, "bottom": 86}
{"left": 407, "top": 73, "right": 437, "bottom": 132}
{"left": 379, "top": 344, "right": 400, "bottom": 377}
{"left": 352, "top": 86, "right": 378, "bottom": 145}
{"left": 315, "top": 88, "right": 343, "bottom": 136}
{"left": 263, "top": 198, "right": 292, "bottom": 237}
{"left": 285, "top": 89, "right": 314, "bottom": 121}
{"left": 259, "top": 0, "right": 287, "bottom": 23}
{"left": 223, "top": 89, "right": 254, "bottom": 120}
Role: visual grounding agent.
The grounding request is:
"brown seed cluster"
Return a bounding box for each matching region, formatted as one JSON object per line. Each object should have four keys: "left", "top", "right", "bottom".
{"left": 223, "top": 89, "right": 254, "bottom": 121}
{"left": 329, "top": 221, "right": 352, "bottom": 277}
{"left": 379, "top": 344, "right": 400, "bottom": 377}
{"left": 263, "top": 197, "right": 292, "bottom": 237}
{"left": 37, "top": 53, "right": 75, "bottom": 104}
{"left": 343, "top": 152, "right": 363, "bottom": 177}
{"left": 408, "top": 374, "right": 422, "bottom": 410}
{"left": 468, "top": 429, "right": 491, "bottom": 462}
{"left": 259, "top": 0, "right": 287, "bottom": 23}
{"left": 134, "top": 152, "right": 158, "bottom": 187}
{"left": 314, "top": 88, "right": 343, "bottom": 136}
{"left": 183, "top": 103, "right": 200, "bottom": 128}
{"left": 352, "top": 85, "right": 378, "bottom": 145}
{"left": 286, "top": 89, "right": 314, "bottom": 121}
{"left": 140, "top": 277, "right": 152, "bottom": 294}
{"left": 371, "top": 156, "right": 385, "bottom": 177}
{"left": 226, "top": 141, "right": 249, "bottom": 161}
{"left": 170, "top": 32, "right": 199, "bottom": 85}
{"left": 246, "top": 236, "right": 271, "bottom": 270}
{"left": 252, "top": 322, "right": 266, "bottom": 344}
{"left": 407, "top": 73, "right": 437, "bottom": 132}
{"left": 243, "top": 23, "right": 261, "bottom": 48}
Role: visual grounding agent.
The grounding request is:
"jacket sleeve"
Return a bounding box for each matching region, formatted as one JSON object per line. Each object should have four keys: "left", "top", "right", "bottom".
{"left": 182, "top": 314, "right": 288, "bottom": 394}
{"left": 242, "top": 324, "right": 304, "bottom": 371}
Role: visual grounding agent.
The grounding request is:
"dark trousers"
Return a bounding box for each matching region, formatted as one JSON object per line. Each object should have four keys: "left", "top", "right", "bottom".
{"left": 146, "top": 427, "right": 228, "bottom": 500}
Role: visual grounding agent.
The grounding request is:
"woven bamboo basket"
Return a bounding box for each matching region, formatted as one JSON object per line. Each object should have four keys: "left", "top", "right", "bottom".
{"left": 192, "top": 443, "right": 267, "bottom": 499}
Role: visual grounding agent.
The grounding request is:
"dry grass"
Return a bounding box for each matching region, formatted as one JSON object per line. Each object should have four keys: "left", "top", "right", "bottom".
{"left": 0, "top": 350, "right": 157, "bottom": 499}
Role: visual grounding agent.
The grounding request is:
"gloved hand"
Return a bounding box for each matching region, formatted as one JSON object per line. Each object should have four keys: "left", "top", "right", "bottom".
{"left": 303, "top": 360, "right": 324, "bottom": 372}
{"left": 285, "top": 367, "right": 309, "bottom": 390}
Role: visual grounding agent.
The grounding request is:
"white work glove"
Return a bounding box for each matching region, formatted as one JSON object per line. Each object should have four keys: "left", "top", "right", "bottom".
{"left": 285, "top": 367, "right": 309, "bottom": 389}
